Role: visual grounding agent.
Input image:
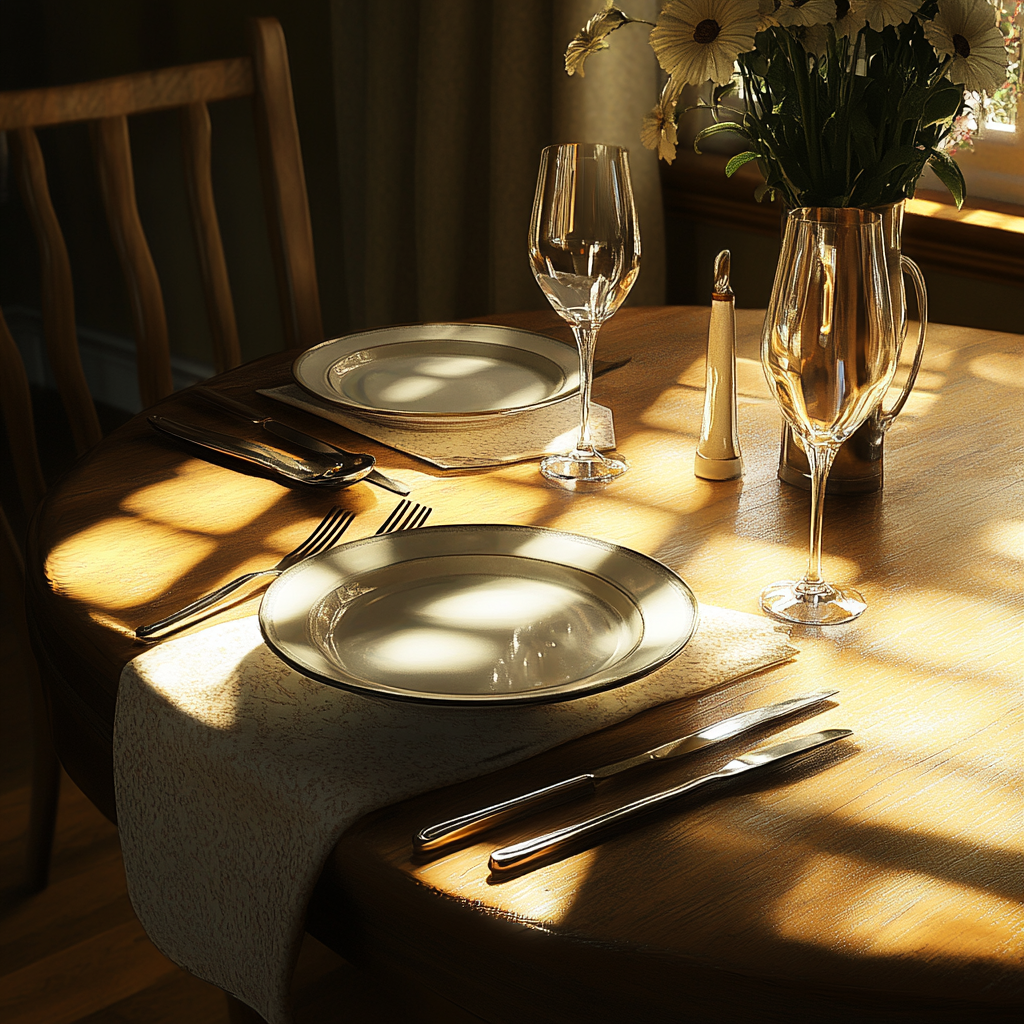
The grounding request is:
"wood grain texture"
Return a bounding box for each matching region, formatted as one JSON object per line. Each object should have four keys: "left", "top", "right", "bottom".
{"left": 181, "top": 102, "right": 242, "bottom": 375}
{"left": 23, "top": 306, "right": 1024, "bottom": 1021}
{"left": 91, "top": 115, "right": 175, "bottom": 408}
{"left": 247, "top": 17, "right": 323, "bottom": 350}
{"left": 11, "top": 129, "right": 102, "bottom": 455}
{"left": 0, "top": 58, "right": 253, "bottom": 130}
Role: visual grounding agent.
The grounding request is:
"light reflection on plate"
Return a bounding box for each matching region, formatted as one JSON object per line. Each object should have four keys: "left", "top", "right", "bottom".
{"left": 292, "top": 324, "right": 580, "bottom": 429}
{"left": 259, "top": 525, "right": 699, "bottom": 706}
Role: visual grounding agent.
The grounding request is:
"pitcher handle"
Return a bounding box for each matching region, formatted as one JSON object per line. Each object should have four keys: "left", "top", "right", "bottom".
{"left": 879, "top": 255, "right": 927, "bottom": 430}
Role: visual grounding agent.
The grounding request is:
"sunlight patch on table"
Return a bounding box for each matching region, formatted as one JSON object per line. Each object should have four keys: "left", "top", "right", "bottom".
{"left": 770, "top": 854, "right": 1021, "bottom": 965}
{"left": 981, "top": 519, "right": 1024, "bottom": 563}
{"left": 969, "top": 352, "right": 1024, "bottom": 389}
{"left": 415, "top": 846, "right": 600, "bottom": 925}
{"left": 47, "top": 517, "right": 219, "bottom": 608}
{"left": 119, "top": 466, "right": 282, "bottom": 533}
{"left": 856, "top": 587, "right": 1021, "bottom": 681}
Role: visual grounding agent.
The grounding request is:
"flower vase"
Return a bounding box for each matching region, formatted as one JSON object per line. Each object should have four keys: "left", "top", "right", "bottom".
{"left": 777, "top": 201, "right": 929, "bottom": 494}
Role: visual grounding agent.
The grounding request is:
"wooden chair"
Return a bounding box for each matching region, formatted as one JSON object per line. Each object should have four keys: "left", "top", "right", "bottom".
{"left": 0, "top": 17, "right": 323, "bottom": 892}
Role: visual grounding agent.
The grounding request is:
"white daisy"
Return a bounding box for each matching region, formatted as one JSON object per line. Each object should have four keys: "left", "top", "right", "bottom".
{"left": 833, "top": 0, "right": 867, "bottom": 38}
{"left": 640, "top": 80, "right": 681, "bottom": 162}
{"left": 850, "top": 0, "right": 919, "bottom": 32}
{"left": 923, "top": 0, "right": 1010, "bottom": 95}
{"left": 757, "top": 0, "right": 786, "bottom": 32}
{"left": 777, "top": 0, "right": 837, "bottom": 27}
{"left": 651, "top": 0, "right": 760, "bottom": 86}
{"left": 565, "top": 4, "right": 637, "bottom": 77}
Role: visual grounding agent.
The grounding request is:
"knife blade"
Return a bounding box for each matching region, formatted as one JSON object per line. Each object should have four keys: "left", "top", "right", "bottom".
{"left": 488, "top": 728, "right": 853, "bottom": 875}
{"left": 148, "top": 415, "right": 374, "bottom": 486}
{"left": 194, "top": 386, "right": 411, "bottom": 496}
{"left": 413, "top": 690, "right": 837, "bottom": 853}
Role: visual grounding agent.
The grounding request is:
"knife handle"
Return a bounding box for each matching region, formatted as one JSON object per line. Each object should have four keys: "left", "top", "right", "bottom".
{"left": 488, "top": 769, "right": 733, "bottom": 875}
{"left": 414, "top": 774, "right": 595, "bottom": 854}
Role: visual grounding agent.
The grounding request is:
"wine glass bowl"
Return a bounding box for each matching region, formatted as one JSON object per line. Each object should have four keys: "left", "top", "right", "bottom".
{"left": 529, "top": 143, "right": 640, "bottom": 483}
{"left": 761, "top": 207, "right": 900, "bottom": 625}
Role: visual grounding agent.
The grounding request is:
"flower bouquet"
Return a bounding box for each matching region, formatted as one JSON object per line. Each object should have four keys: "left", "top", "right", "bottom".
{"left": 566, "top": 0, "right": 1015, "bottom": 208}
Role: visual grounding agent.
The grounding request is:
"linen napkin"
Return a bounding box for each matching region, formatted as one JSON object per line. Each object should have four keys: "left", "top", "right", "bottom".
{"left": 114, "top": 607, "right": 796, "bottom": 1023}
{"left": 258, "top": 383, "right": 616, "bottom": 469}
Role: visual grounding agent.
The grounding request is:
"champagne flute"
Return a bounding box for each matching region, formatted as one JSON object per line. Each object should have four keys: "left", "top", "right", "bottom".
{"left": 761, "top": 208, "right": 899, "bottom": 625}
{"left": 529, "top": 143, "right": 640, "bottom": 483}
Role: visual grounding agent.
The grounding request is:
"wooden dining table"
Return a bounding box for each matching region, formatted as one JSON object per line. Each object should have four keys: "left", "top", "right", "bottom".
{"left": 25, "top": 305, "right": 1024, "bottom": 1022}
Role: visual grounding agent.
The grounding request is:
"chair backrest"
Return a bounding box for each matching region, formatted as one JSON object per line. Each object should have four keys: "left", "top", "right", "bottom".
{"left": 0, "top": 17, "right": 322, "bottom": 484}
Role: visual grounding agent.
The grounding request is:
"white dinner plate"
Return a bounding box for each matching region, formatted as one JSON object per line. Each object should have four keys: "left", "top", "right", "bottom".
{"left": 291, "top": 323, "right": 580, "bottom": 428}
{"left": 259, "top": 525, "right": 698, "bottom": 706}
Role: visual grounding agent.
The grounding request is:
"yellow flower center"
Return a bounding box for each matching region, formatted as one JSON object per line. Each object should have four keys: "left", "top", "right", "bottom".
{"left": 952, "top": 33, "right": 971, "bottom": 59}
{"left": 693, "top": 18, "right": 721, "bottom": 45}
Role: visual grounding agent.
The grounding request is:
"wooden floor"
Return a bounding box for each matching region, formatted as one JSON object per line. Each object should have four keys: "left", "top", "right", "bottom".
{"left": 0, "top": 597, "right": 483, "bottom": 1022}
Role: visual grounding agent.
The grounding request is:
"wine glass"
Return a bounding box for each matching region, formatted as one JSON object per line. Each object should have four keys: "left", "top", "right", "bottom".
{"left": 761, "top": 208, "right": 900, "bottom": 625}
{"left": 529, "top": 143, "right": 640, "bottom": 483}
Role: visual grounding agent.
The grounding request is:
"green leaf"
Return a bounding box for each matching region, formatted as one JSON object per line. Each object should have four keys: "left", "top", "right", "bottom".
{"left": 754, "top": 182, "right": 776, "bottom": 203}
{"left": 693, "top": 122, "right": 748, "bottom": 153}
{"left": 928, "top": 148, "right": 966, "bottom": 208}
{"left": 725, "top": 151, "right": 761, "bottom": 177}
{"left": 921, "top": 83, "right": 964, "bottom": 127}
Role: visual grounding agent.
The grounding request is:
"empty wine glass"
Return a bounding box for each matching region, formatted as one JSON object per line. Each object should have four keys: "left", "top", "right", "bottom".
{"left": 761, "top": 208, "right": 900, "bottom": 625}
{"left": 529, "top": 143, "right": 640, "bottom": 483}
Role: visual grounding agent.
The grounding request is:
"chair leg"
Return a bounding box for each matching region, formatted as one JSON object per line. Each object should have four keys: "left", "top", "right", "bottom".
{"left": 225, "top": 993, "right": 267, "bottom": 1023}
{"left": 25, "top": 671, "right": 60, "bottom": 892}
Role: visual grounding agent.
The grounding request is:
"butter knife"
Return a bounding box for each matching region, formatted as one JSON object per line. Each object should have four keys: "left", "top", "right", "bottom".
{"left": 194, "top": 386, "right": 411, "bottom": 496}
{"left": 488, "top": 728, "right": 853, "bottom": 875}
{"left": 149, "top": 414, "right": 374, "bottom": 486}
{"left": 414, "top": 691, "right": 836, "bottom": 853}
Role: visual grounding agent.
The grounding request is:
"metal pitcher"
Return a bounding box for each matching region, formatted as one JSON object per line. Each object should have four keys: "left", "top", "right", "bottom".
{"left": 778, "top": 202, "right": 928, "bottom": 493}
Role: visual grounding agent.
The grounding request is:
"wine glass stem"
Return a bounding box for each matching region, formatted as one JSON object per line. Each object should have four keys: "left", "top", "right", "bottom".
{"left": 801, "top": 442, "right": 838, "bottom": 594}
{"left": 572, "top": 322, "right": 599, "bottom": 454}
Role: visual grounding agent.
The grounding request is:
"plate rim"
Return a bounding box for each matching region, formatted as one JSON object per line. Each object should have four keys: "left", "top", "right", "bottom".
{"left": 291, "top": 322, "right": 581, "bottom": 423}
{"left": 258, "top": 524, "right": 699, "bottom": 706}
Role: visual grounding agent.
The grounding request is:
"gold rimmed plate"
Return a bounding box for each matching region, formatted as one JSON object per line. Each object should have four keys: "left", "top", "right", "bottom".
{"left": 292, "top": 323, "right": 580, "bottom": 429}
{"left": 259, "top": 525, "right": 699, "bottom": 706}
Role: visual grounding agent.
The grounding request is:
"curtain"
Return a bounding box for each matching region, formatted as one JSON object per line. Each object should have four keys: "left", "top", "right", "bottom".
{"left": 330, "top": 0, "right": 665, "bottom": 332}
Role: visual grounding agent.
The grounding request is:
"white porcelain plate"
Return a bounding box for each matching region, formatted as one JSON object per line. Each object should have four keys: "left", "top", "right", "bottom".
{"left": 292, "top": 323, "right": 580, "bottom": 428}
{"left": 259, "top": 525, "right": 698, "bottom": 706}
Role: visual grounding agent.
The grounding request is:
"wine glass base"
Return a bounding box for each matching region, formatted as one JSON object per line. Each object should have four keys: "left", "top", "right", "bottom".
{"left": 540, "top": 451, "right": 629, "bottom": 484}
{"left": 760, "top": 580, "right": 866, "bottom": 625}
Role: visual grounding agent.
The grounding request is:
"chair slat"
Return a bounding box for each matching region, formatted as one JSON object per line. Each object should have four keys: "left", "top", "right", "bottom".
{"left": 0, "top": 58, "right": 254, "bottom": 131}
{"left": 0, "top": 308, "right": 47, "bottom": 517}
{"left": 91, "top": 115, "right": 174, "bottom": 407}
{"left": 13, "top": 128, "right": 103, "bottom": 455}
{"left": 248, "top": 18, "right": 323, "bottom": 350}
{"left": 181, "top": 102, "right": 241, "bottom": 374}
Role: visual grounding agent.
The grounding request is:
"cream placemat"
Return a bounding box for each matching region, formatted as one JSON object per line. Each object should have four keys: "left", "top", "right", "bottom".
{"left": 114, "top": 607, "right": 796, "bottom": 1023}
{"left": 258, "top": 383, "right": 615, "bottom": 469}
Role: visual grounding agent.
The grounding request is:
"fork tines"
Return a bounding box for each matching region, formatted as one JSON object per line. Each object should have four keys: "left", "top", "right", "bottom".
{"left": 377, "top": 499, "right": 432, "bottom": 534}
{"left": 292, "top": 507, "right": 356, "bottom": 562}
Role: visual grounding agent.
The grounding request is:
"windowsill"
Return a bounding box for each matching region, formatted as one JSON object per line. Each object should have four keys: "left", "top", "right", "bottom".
{"left": 662, "top": 153, "right": 1024, "bottom": 286}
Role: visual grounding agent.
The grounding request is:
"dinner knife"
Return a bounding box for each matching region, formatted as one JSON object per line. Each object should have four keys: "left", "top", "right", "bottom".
{"left": 488, "top": 728, "right": 853, "bottom": 875}
{"left": 413, "top": 690, "right": 837, "bottom": 853}
{"left": 194, "top": 386, "right": 411, "bottom": 496}
{"left": 149, "top": 414, "right": 374, "bottom": 486}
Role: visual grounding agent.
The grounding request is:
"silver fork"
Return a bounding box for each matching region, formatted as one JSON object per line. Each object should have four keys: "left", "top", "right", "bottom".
{"left": 135, "top": 506, "right": 356, "bottom": 640}
{"left": 377, "top": 498, "right": 432, "bottom": 534}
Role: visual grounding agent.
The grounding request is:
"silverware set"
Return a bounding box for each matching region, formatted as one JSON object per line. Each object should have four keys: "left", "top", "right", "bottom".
{"left": 149, "top": 387, "right": 410, "bottom": 495}
{"left": 136, "top": 499, "right": 431, "bottom": 640}
{"left": 415, "top": 692, "right": 852, "bottom": 876}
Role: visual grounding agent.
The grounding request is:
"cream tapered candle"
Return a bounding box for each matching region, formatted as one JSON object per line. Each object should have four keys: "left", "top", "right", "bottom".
{"left": 694, "top": 250, "right": 743, "bottom": 481}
